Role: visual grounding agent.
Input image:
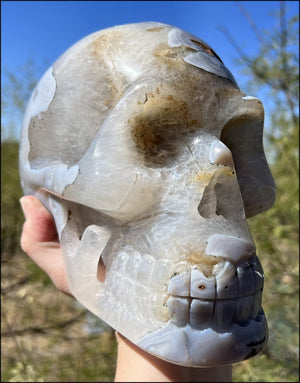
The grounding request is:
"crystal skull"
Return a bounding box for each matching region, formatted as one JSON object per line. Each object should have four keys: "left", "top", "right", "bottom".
{"left": 19, "top": 22, "right": 276, "bottom": 366}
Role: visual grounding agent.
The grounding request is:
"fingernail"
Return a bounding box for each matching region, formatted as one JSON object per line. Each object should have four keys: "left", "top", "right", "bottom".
{"left": 19, "top": 196, "right": 30, "bottom": 219}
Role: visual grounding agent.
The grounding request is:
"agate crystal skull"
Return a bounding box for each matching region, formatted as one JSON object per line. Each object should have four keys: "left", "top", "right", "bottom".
{"left": 19, "top": 22, "right": 276, "bottom": 366}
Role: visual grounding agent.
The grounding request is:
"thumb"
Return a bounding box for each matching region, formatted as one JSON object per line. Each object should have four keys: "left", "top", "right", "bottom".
{"left": 19, "top": 195, "right": 72, "bottom": 297}
{"left": 20, "top": 195, "right": 58, "bottom": 252}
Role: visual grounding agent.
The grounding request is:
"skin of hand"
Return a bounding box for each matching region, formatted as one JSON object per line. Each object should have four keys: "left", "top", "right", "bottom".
{"left": 20, "top": 195, "right": 72, "bottom": 296}
{"left": 19, "top": 195, "right": 232, "bottom": 382}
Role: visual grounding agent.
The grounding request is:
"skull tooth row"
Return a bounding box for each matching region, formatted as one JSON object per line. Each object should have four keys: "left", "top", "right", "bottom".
{"left": 167, "top": 291, "right": 262, "bottom": 328}
{"left": 168, "top": 254, "right": 264, "bottom": 300}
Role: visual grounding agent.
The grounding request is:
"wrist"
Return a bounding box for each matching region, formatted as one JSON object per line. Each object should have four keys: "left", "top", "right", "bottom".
{"left": 114, "top": 332, "right": 232, "bottom": 382}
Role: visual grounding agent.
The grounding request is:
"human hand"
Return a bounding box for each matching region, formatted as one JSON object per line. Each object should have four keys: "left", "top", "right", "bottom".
{"left": 20, "top": 195, "right": 73, "bottom": 296}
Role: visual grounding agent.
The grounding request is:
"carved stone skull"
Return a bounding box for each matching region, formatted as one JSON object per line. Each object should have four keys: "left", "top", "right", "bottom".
{"left": 19, "top": 22, "right": 276, "bottom": 366}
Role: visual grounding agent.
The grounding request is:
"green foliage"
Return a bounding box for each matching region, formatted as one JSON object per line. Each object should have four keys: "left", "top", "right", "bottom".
{"left": 233, "top": 353, "right": 299, "bottom": 382}
{"left": 6, "top": 335, "right": 117, "bottom": 383}
{"left": 1, "top": 142, "right": 24, "bottom": 259}
{"left": 230, "top": 2, "right": 299, "bottom": 382}
{"left": 7, "top": 362, "right": 44, "bottom": 382}
{"left": 2, "top": 319, "right": 117, "bottom": 382}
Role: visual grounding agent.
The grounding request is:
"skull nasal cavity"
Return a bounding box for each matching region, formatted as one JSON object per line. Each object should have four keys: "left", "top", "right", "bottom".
{"left": 198, "top": 178, "right": 217, "bottom": 218}
{"left": 198, "top": 174, "right": 240, "bottom": 219}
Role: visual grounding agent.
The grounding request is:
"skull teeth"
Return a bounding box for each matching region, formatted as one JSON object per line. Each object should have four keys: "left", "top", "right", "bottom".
{"left": 190, "top": 268, "right": 215, "bottom": 299}
{"left": 190, "top": 299, "right": 214, "bottom": 328}
{"left": 166, "top": 254, "right": 264, "bottom": 328}
{"left": 166, "top": 292, "right": 262, "bottom": 329}
{"left": 168, "top": 254, "right": 264, "bottom": 300}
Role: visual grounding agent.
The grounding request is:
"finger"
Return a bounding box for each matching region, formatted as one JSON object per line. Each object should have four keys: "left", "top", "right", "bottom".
{"left": 20, "top": 195, "right": 59, "bottom": 246}
{"left": 20, "top": 195, "right": 73, "bottom": 297}
{"left": 27, "top": 241, "right": 72, "bottom": 296}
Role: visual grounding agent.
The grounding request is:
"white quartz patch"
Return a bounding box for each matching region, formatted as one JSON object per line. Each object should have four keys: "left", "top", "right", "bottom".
{"left": 48, "top": 195, "right": 69, "bottom": 239}
{"left": 242, "top": 95, "right": 259, "bottom": 101}
{"left": 168, "top": 27, "right": 213, "bottom": 52}
{"left": 20, "top": 66, "right": 58, "bottom": 194}
{"left": 206, "top": 234, "right": 256, "bottom": 263}
{"left": 184, "top": 52, "right": 238, "bottom": 85}
{"left": 23, "top": 163, "right": 79, "bottom": 196}
{"left": 168, "top": 28, "right": 238, "bottom": 86}
{"left": 209, "top": 139, "right": 234, "bottom": 169}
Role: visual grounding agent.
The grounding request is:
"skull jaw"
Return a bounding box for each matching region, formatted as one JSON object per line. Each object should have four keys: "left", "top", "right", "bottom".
{"left": 137, "top": 311, "right": 268, "bottom": 367}
{"left": 58, "top": 190, "right": 265, "bottom": 368}
{"left": 60, "top": 210, "right": 267, "bottom": 368}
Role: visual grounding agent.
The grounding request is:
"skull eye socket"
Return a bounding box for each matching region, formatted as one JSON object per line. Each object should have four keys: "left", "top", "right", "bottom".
{"left": 131, "top": 116, "right": 187, "bottom": 166}
{"left": 130, "top": 95, "right": 199, "bottom": 167}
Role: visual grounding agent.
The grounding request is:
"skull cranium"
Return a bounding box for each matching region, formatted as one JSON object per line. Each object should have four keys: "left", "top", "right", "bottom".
{"left": 19, "top": 22, "right": 276, "bottom": 366}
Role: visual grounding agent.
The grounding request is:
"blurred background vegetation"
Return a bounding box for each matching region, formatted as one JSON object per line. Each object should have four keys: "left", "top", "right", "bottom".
{"left": 1, "top": 2, "right": 298, "bottom": 382}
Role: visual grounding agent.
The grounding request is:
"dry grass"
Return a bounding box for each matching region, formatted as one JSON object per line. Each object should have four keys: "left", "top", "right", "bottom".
{"left": 1, "top": 251, "right": 117, "bottom": 382}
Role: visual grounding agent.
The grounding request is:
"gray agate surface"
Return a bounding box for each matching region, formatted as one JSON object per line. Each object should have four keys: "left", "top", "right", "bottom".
{"left": 19, "top": 22, "right": 276, "bottom": 367}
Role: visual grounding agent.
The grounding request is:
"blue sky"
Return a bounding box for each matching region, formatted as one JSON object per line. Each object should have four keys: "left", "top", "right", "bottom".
{"left": 1, "top": 1, "right": 299, "bottom": 139}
